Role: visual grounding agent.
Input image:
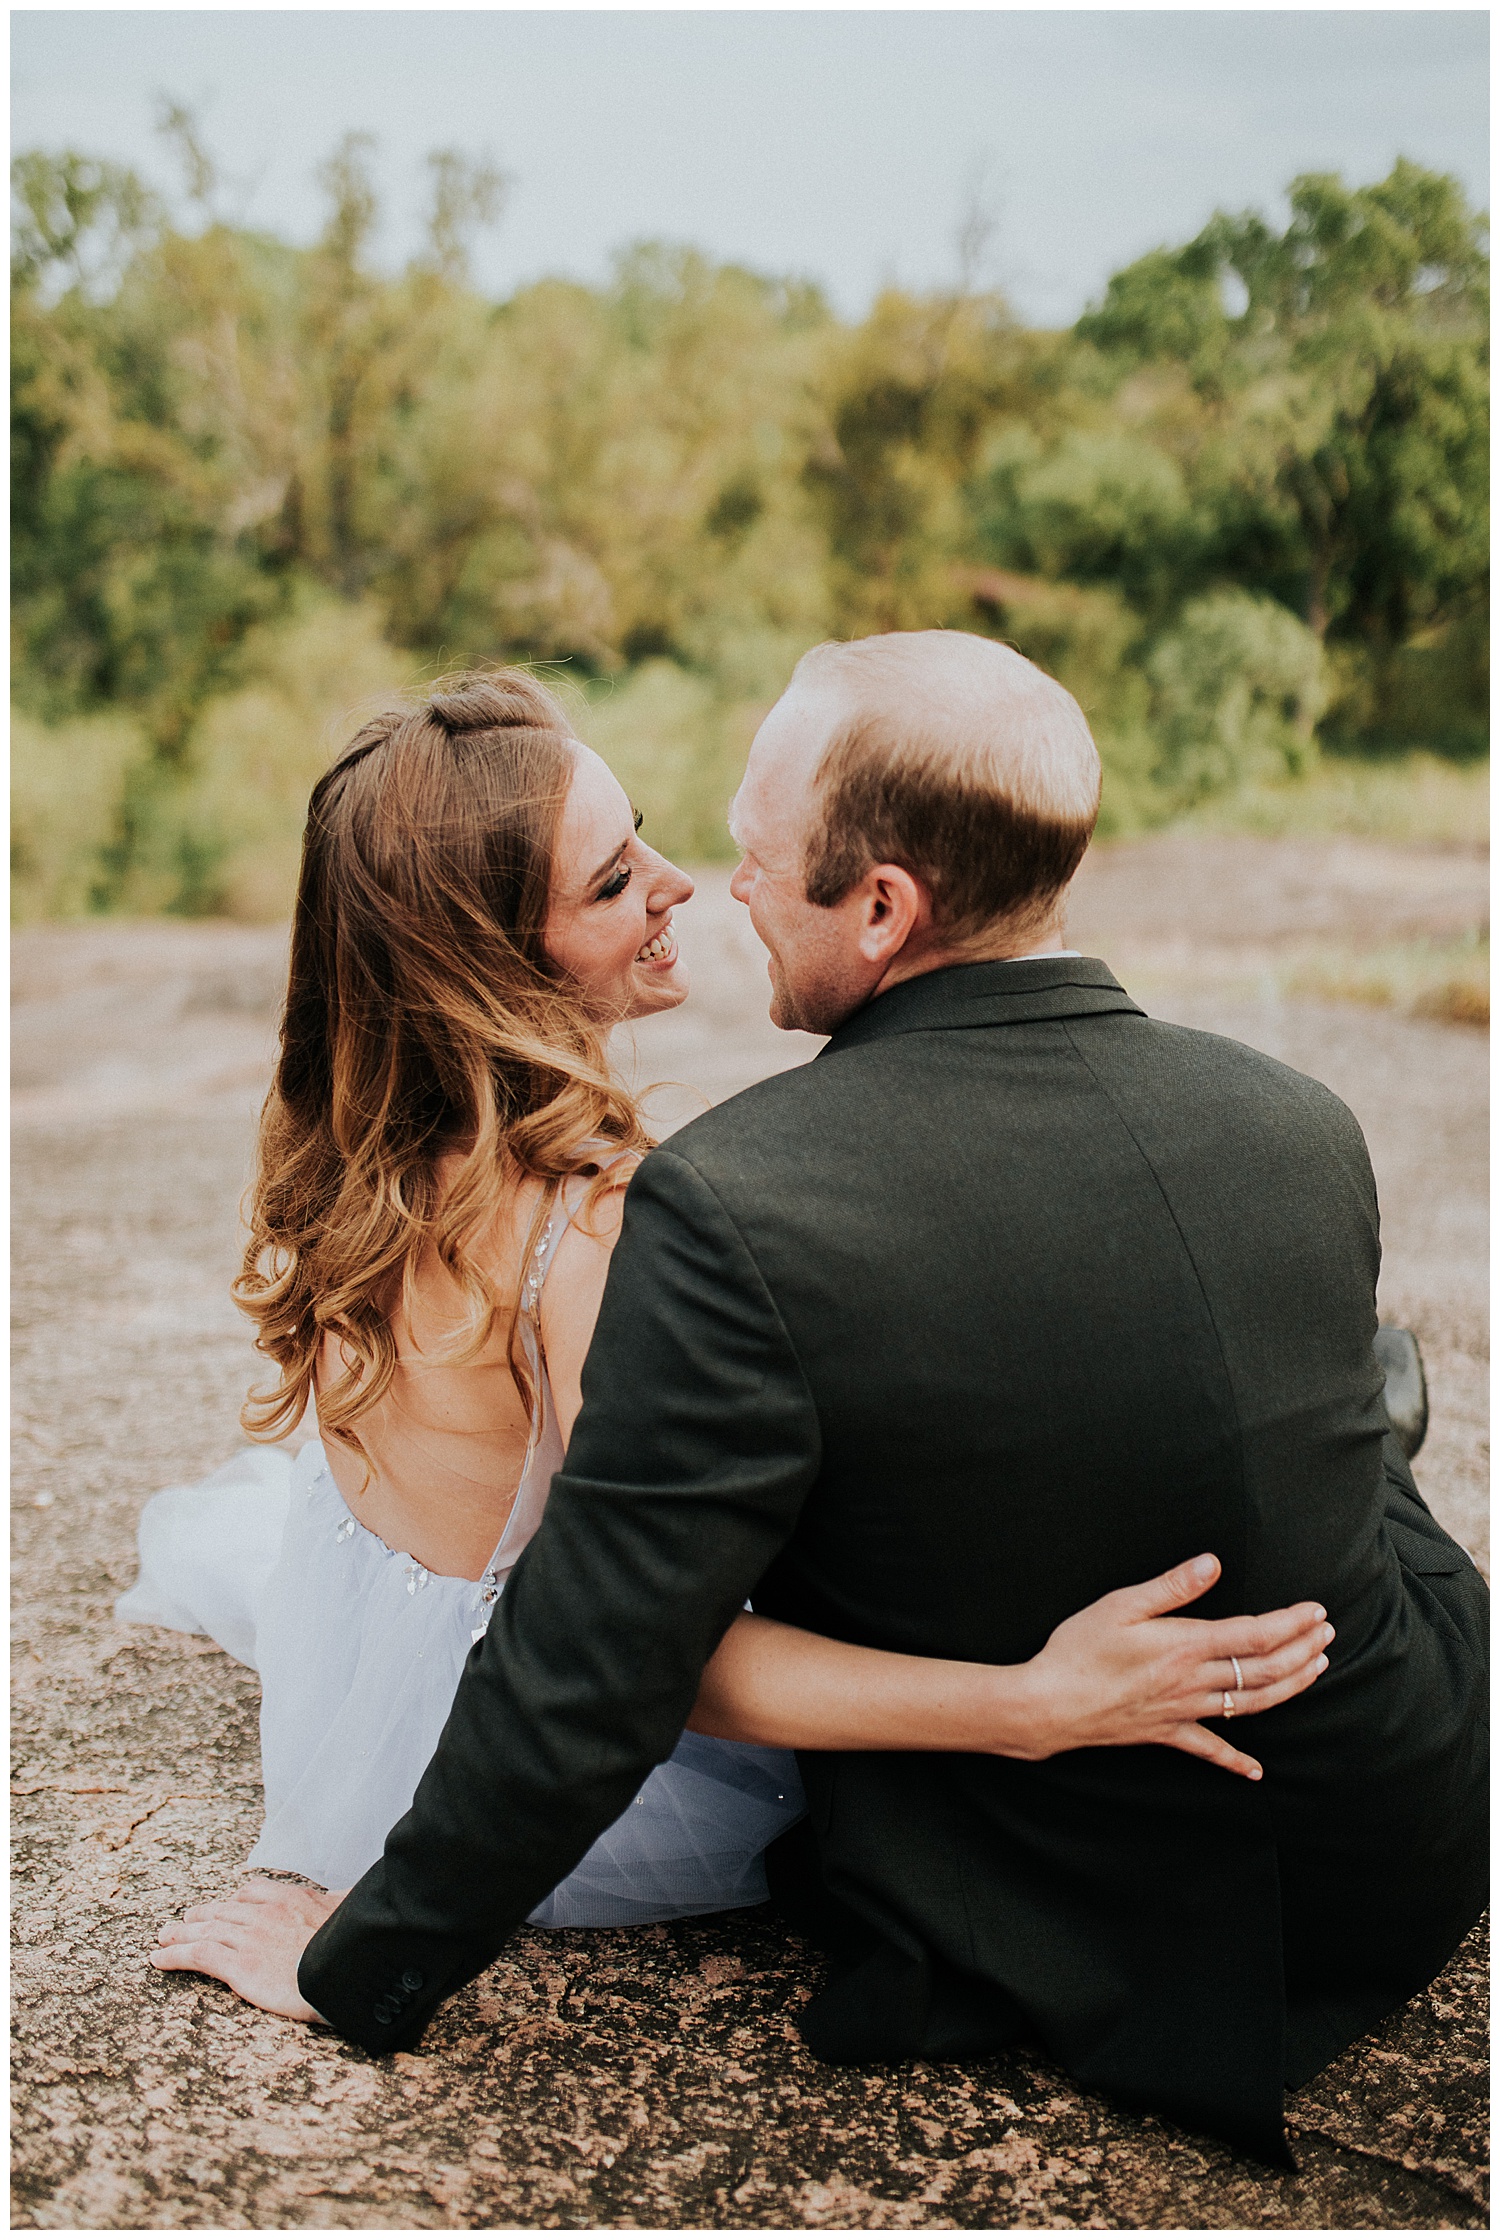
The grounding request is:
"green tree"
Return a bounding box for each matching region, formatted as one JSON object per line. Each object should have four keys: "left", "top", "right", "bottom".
{"left": 10, "top": 140, "right": 1489, "bottom": 918}
{"left": 1146, "top": 589, "right": 1328, "bottom": 805}
{"left": 1077, "top": 162, "right": 1488, "bottom": 744}
{"left": 803, "top": 288, "right": 1045, "bottom": 637}
{"left": 11, "top": 153, "right": 288, "bottom": 753}
{"left": 967, "top": 426, "right": 1198, "bottom": 626}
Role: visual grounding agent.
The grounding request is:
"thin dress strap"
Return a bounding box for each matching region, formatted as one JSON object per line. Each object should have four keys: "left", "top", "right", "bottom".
{"left": 468, "top": 1157, "right": 637, "bottom": 1638}
{"left": 520, "top": 1186, "right": 568, "bottom": 1326}
{"left": 521, "top": 1151, "right": 639, "bottom": 1328}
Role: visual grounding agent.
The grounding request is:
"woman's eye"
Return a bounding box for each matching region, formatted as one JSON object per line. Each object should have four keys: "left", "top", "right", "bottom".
{"left": 597, "top": 864, "right": 632, "bottom": 901}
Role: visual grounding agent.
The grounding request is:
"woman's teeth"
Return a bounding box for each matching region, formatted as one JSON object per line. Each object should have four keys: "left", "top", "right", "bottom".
{"left": 635, "top": 921, "right": 676, "bottom": 965}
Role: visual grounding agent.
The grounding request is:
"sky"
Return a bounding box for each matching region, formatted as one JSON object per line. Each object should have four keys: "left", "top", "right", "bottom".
{"left": 11, "top": 9, "right": 1490, "bottom": 326}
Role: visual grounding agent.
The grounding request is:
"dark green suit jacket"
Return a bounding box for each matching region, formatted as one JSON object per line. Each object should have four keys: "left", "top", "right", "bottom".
{"left": 301, "top": 960, "right": 1487, "bottom": 2158}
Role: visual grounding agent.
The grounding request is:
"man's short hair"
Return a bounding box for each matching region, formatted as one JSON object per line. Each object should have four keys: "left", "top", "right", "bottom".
{"left": 793, "top": 632, "right": 1102, "bottom": 941}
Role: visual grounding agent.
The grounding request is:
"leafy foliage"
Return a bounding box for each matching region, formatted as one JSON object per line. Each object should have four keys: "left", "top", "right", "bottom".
{"left": 1074, "top": 159, "right": 1488, "bottom": 741}
{"left": 1146, "top": 590, "right": 1328, "bottom": 806}
{"left": 10, "top": 141, "right": 1488, "bottom": 914}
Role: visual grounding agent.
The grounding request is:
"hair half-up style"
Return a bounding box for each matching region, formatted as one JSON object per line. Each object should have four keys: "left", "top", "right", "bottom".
{"left": 234, "top": 670, "right": 650, "bottom": 1463}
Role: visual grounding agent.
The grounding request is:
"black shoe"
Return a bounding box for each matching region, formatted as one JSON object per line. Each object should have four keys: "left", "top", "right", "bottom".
{"left": 1373, "top": 1327, "right": 1428, "bottom": 1461}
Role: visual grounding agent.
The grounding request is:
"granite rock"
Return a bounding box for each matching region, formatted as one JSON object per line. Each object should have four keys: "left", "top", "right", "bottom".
{"left": 13, "top": 850, "right": 1488, "bottom": 2228}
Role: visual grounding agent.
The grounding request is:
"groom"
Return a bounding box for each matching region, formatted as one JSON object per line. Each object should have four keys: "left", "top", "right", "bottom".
{"left": 160, "top": 632, "right": 1486, "bottom": 2158}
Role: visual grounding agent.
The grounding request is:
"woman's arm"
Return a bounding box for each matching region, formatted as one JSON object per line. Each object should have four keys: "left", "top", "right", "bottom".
{"left": 690, "top": 1557, "right": 1333, "bottom": 1782}
{"left": 535, "top": 1178, "right": 629, "bottom": 1438}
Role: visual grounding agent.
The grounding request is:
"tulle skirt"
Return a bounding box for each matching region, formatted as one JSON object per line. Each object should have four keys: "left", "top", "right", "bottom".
{"left": 116, "top": 1439, "right": 806, "bottom": 1922}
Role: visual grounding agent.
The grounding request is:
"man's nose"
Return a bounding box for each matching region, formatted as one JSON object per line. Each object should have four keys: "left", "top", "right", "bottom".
{"left": 729, "top": 857, "right": 752, "bottom": 904}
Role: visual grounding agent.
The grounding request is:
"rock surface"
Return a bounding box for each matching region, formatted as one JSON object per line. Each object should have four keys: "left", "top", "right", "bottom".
{"left": 13, "top": 834, "right": 1488, "bottom": 2229}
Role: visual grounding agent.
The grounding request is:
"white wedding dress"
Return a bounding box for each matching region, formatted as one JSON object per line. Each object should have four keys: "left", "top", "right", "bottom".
{"left": 115, "top": 1176, "right": 806, "bottom": 1922}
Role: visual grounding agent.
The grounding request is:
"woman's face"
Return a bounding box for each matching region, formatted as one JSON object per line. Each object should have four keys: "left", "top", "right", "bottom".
{"left": 543, "top": 745, "right": 694, "bottom": 1022}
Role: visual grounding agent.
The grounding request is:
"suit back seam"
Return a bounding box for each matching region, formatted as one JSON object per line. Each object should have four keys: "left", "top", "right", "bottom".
{"left": 1057, "top": 1019, "right": 1253, "bottom": 1595}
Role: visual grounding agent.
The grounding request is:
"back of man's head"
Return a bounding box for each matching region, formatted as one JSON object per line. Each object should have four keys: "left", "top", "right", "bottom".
{"left": 790, "top": 631, "right": 1102, "bottom": 945}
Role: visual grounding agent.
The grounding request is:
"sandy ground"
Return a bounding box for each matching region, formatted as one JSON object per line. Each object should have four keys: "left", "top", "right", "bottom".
{"left": 11, "top": 832, "right": 1488, "bottom": 2229}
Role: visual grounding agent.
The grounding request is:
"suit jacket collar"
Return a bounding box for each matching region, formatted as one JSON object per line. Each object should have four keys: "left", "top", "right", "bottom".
{"left": 821, "top": 956, "right": 1143, "bottom": 1057}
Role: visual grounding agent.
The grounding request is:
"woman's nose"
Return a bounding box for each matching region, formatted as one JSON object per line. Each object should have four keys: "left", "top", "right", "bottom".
{"left": 652, "top": 855, "right": 695, "bottom": 909}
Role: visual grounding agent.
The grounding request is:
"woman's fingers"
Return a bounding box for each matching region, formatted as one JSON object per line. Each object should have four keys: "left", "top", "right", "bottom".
{"left": 1213, "top": 1654, "right": 1329, "bottom": 1720}
{"left": 1190, "top": 1603, "right": 1329, "bottom": 1658}
{"left": 1108, "top": 1553, "right": 1222, "bottom": 1622}
{"left": 1148, "top": 1640, "right": 1331, "bottom": 1735}
{"left": 1165, "top": 1721, "right": 1264, "bottom": 1780}
{"left": 1224, "top": 1627, "right": 1334, "bottom": 1691}
{"left": 1104, "top": 1569, "right": 1330, "bottom": 1656}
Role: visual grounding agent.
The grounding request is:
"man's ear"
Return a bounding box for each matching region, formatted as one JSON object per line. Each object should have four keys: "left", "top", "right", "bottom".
{"left": 855, "top": 864, "right": 929, "bottom": 965}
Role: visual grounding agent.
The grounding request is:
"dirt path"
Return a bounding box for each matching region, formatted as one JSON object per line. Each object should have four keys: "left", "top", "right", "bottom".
{"left": 12, "top": 833, "right": 1488, "bottom": 2229}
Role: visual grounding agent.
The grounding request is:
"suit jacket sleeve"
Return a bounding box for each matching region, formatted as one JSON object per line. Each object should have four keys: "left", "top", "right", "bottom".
{"left": 298, "top": 1144, "right": 821, "bottom": 2050}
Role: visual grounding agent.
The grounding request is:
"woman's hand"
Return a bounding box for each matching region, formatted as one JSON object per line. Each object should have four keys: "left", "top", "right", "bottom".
{"left": 692, "top": 1558, "right": 1331, "bottom": 1773}
{"left": 1015, "top": 1553, "right": 1333, "bottom": 1779}
{"left": 150, "top": 1879, "right": 348, "bottom": 2019}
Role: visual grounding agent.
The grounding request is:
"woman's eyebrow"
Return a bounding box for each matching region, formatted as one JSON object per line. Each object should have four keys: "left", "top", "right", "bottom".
{"left": 586, "top": 839, "right": 629, "bottom": 888}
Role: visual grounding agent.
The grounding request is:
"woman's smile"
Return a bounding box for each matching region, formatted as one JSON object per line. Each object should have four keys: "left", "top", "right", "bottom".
{"left": 635, "top": 916, "right": 679, "bottom": 968}
{"left": 544, "top": 745, "right": 695, "bottom": 1021}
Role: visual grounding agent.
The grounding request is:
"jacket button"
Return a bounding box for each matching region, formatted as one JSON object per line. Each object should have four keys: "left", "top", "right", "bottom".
{"left": 401, "top": 1969, "right": 424, "bottom": 1993}
{"left": 373, "top": 1997, "right": 398, "bottom": 2025}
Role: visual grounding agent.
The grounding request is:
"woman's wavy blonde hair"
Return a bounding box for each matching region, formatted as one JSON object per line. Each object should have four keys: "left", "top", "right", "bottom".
{"left": 234, "top": 669, "right": 650, "bottom": 1460}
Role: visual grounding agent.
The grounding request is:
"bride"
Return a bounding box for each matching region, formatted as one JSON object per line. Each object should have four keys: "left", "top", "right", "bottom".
{"left": 122, "top": 670, "right": 1331, "bottom": 1940}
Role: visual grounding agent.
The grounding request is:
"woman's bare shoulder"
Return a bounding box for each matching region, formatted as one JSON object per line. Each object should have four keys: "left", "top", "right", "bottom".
{"left": 534, "top": 1163, "right": 641, "bottom": 1439}
{"left": 549, "top": 1162, "right": 635, "bottom": 1273}
{"left": 406, "top": 1150, "right": 639, "bottom": 1335}
{"left": 390, "top": 1161, "right": 545, "bottom": 1340}
{"left": 535, "top": 1161, "right": 634, "bottom": 1330}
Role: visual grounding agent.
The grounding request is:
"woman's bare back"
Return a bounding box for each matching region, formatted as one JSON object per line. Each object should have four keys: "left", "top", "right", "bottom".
{"left": 316, "top": 1162, "right": 627, "bottom": 1579}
